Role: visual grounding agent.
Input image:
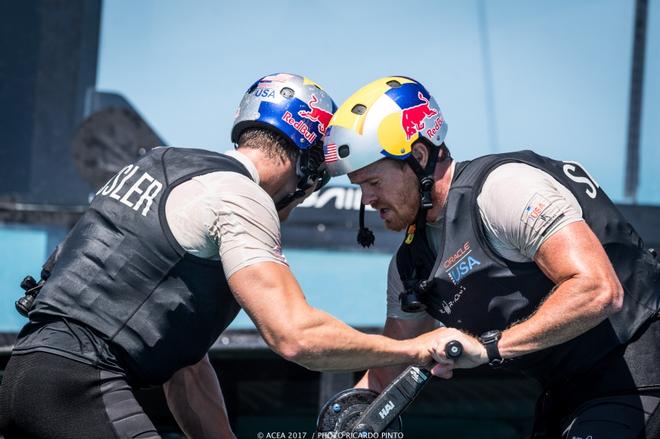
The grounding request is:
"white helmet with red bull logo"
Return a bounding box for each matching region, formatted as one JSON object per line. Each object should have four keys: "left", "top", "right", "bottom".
{"left": 323, "top": 76, "right": 447, "bottom": 177}
{"left": 232, "top": 73, "right": 337, "bottom": 209}
{"left": 232, "top": 73, "right": 336, "bottom": 151}
{"left": 324, "top": 76, "right": 448, "bottom": 247}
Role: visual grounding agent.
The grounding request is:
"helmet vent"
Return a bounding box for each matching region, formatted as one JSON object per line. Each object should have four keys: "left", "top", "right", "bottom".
{"left": 386, "top": 80, "right": 401, "bottom": 88}
{"left": 281, "top": 87, "right": 295, "bottom": 99}
{"left": 338, "top": 144, "right": 350, "bottom": 158}
{"left": 351, "top": 104, "right": 366, "bottom": 115}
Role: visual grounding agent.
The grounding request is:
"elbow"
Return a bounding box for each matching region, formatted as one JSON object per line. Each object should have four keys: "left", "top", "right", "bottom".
{"left": 276, "top": 338, "right": 305, "bottom": 364}
{"left": 594, "top": 280, "right": 624, "bottom": 316}
{"left": 277, "top": 338, "right": 326, "bottom": 371}
{"left": 270, "top": 334, "right": 315, "bottom": 368}
{"left": 608, "top": 284, "right": 624, "bottom": 314}
{"left": 259, "top": 319, "right": 320, "bottom": 369}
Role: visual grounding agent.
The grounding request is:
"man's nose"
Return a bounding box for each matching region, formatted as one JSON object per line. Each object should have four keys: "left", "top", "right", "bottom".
{"left": 360, "top": 186, "right": 376, "bottom": 206}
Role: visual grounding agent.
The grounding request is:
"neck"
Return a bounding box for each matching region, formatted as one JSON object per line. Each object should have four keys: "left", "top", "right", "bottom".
{"left": 426, "top": 159, "right": 455, "bottom": 223}
{"left": 234, "top": 147, "right": 296, "bottom": 200}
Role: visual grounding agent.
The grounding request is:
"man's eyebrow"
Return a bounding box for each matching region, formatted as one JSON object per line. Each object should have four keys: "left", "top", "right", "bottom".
{"left": 350, "top": 173, "right": 370, "bottom": 184}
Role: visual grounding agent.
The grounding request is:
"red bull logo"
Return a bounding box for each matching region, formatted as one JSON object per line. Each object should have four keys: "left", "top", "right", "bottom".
{"left": 426, "top": 115, "right": 444, "bottom": 139}
{"left": 401, "top": 91, "right": 438, "bottom": 140}
{"left": 282, "top": 111, "right": 317, "bottom": 144}
{"left": 298, "top": 95, "right": 333, "bottom": 134}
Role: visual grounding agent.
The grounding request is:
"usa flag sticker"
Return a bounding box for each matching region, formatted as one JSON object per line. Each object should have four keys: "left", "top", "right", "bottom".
{"left": 324, "top": 143, "right": 338, "bottom": 163}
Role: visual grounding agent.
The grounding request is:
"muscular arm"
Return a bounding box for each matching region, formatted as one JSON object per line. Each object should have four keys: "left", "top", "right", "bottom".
{"left": 497, "top": 220, "right": 624, "bottom": 359}
{"left": 432, "top": 221, "right": 625, "bottom": 371}
{"left": 430, "top": 165, "right": 624, "bottom": 371}
{"left": 355, "top": 315, "right": 437, "bottom": 392}
{"left": 163, "top": 355, "right": 235, "bottom": 439}
{"left": 228, "top": 262, "right": 444, "bottom": 372}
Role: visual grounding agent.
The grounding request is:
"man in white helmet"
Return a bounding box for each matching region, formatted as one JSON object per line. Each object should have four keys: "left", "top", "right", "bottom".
{"left": 0, "top": 73, "right": 451, "bottom": 439}
{"left": 323, "top": 76, "right": 660, "bottom": 438}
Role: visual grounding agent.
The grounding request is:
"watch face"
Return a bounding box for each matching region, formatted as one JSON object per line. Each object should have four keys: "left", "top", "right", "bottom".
{"left": 480, "top": 330, "right": 501, "bottom": 343}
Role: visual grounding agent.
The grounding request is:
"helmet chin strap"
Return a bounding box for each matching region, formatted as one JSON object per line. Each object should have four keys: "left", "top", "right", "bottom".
{"left": 275, "top": 142, "right": 329, "bottom": 211}
{"left": 275, "top": 154, "right": 312, "bottom": 211}
{"left": 356, "top": 141, "right": 447, "bottom": 248}
{"left": 275, "top": 187, "right": 306, "bottom": 211}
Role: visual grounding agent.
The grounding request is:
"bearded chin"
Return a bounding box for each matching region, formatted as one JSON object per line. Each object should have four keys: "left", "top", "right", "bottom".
{"left": 384, "top": 216, "right": 406, "bottom": 232}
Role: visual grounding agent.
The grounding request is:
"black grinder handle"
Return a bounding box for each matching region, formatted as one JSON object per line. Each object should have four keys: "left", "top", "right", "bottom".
{"left": 352, "top": 340, "right": 463, "bottom": 433}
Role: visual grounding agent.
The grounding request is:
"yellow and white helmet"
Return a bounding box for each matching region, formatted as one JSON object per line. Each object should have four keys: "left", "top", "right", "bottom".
{"left": 323, "top": 76, "right": 447, "bottom": 177}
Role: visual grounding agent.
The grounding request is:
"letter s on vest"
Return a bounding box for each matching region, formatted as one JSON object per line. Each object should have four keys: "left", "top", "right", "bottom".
{"left": 562, "top": 161, "right": 600, "bottom": 199}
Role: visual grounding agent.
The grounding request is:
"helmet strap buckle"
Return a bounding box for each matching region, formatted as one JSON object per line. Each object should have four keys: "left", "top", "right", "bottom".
{"left": 419, "top": 176, "right": 434, "bottom": 210}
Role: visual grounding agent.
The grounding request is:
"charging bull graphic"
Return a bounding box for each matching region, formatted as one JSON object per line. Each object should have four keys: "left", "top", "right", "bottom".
{"left": 401, "top": 91, "right": 438, "bottom": 140}
{"left": 299, "top": 95, "right": 333, "bottom": 134}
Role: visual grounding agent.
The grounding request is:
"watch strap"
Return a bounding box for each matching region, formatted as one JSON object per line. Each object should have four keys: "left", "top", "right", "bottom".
{"left": 480, "top": 330, "right": 505, "bottom": 368}
{"left": 484, "top": 339, "right": 503, "bottom": 366}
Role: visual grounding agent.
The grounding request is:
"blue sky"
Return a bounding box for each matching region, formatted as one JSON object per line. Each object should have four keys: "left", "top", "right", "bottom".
{"left": 97, "top": 0, "right": 659, "bottom": 203}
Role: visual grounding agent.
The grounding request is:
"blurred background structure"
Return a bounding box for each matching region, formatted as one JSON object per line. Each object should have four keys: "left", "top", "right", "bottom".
{"left": 1, "top": 0, "right": 658, "bottom": 437}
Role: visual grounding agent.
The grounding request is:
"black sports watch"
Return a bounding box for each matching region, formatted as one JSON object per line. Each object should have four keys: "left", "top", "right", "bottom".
{"left": 479, "top": 330, "right": 504, "bottom": 368}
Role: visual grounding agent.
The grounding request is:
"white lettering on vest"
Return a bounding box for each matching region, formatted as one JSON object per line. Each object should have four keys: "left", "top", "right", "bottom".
{"left": 97, "top": 164, "right": 132, "bottom": 196}
{"left": 96, "top": 165, "right": 163, "bottom": 216}
{"left": 120, "top": 172, "right": 153, "bottom": 207}
{"left": 135, "top": 179, "right": 163, "bottom": 216}
{"left": 563, "top": 161, "right": 600, "bottom": 199}
{"left": 109, "top": 165, "right": 139, "bottom": 200}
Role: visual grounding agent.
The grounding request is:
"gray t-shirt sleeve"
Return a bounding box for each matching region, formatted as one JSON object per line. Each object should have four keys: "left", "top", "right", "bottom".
{"left": 476, "top": 163, "right": 584, "bottom": 262}
{"left": 386, "top": 254, "right": 429, "bottom": 320}
{"left": 165, "top": 171, "right": 287, "bottom": 278}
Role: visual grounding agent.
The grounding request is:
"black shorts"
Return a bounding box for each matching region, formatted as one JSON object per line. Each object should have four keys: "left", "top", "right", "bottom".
{"left": 0, "top": 351, "right": 160, "bottom": 439}
{"left": 561, "top": 393, "right": 660, "bottom": 439}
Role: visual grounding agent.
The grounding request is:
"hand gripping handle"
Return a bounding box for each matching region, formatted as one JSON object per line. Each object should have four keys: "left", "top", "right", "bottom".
{"left": 352, "top": 340, "right": 463, "bottom": 433}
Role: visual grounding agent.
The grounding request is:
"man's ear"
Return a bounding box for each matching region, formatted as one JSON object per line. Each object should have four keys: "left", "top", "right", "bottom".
{"left": 411, "top": 142, "right": 430, "bottom": 168}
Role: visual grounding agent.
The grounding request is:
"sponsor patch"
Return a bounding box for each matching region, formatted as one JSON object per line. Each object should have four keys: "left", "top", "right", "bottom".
{"left": 520, "top": 192, "right": 562, "bottom": 232}
{"left": 441, "top": 241, "right": 481, "bottom": 285}
{"left": 437, "top": 285, "right": 467, "bottom": 314}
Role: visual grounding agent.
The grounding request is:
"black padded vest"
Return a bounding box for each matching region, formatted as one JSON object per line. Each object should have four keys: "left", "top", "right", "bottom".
{"left": 397, "top": 150, "right": 660, "bottom": 386}
{"left": 29, "top": 147, "right": 252, "bottom": 385}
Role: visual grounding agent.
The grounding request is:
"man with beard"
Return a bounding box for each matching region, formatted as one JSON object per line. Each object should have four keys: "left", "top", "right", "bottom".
{"left": 322, "top": 76, "right": 660, "bottom": 438}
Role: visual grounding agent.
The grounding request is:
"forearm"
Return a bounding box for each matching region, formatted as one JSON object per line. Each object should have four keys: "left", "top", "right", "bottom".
{"left": 279, "top": 307, "right": 420, "bottom": 372}
{"left": 231, "top": 263, "right": 447, "bottom": 373}
{"left": 499, "top": 277, "right": 622, "bottom": 359}
{"left": 163, "top": 356, "right": 235, "bottom": 439}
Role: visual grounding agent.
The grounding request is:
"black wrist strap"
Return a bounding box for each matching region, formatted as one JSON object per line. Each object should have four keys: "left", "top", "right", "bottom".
{"left": 485, "top": 340, "right": 501, "bottom": 364}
